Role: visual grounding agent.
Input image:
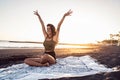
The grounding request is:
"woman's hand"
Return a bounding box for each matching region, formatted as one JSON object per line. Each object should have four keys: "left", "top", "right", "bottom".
{"left": 34, "top": 10, "right": 39, "bottom": 16}
{"left": 64, "top": 9, "right": 73, "bottom": 16}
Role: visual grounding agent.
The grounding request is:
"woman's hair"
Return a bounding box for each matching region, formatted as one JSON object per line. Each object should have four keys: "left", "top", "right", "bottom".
{"left": 47, "top": 24, "right": 56, "bottom": 37}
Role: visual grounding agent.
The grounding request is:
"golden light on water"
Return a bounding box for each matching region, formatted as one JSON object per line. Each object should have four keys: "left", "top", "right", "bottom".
{"left": 56, "top": 44, "right": 99, "bottom": 54}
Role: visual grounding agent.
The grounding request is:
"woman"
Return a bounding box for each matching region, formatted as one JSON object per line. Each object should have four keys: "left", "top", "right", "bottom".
{"left": 24, "top": 10, "right": 73, "bottom": 67}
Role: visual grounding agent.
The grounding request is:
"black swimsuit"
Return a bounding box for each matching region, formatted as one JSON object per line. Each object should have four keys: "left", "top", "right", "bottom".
{"left": 44, "top": 51, "right": 56, "bottom": 60}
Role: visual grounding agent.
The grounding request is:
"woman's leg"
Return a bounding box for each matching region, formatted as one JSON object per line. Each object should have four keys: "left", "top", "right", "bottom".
{"left": 42, "top": 54, "right": 56, "bottom": 64}
{"left": 24, "top": 58, "right": 49, "bottom": 67}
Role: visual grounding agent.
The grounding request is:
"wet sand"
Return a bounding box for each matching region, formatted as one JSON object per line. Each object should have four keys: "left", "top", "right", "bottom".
{"left": 0, "top": 45, "right": 120, "bottom": 80}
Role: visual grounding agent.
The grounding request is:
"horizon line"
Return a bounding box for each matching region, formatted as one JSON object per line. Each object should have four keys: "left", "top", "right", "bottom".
{"left": 0, "top": 40, "right": 98, "bottom": 46}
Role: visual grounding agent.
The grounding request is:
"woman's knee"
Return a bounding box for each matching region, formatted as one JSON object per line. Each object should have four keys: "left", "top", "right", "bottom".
{"left": 24, "top": 58, "right": 31, "bottom": 64}
{"left": 41, "top": 55, "right": 48, "bottom": 63}
{"left": 39, "top": 54, "right": 56, "bottom": 64}
{"left": 45, "top": 55, "right": 56, "bottom": 64}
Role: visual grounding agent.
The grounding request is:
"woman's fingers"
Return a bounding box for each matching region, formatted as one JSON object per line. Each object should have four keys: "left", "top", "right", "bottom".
{"left": 65, "top": 9, "right": 73, "bottom": 16}
{"left": 33, "top": 10, "right": 39, "bottom": 15}
{"left": 68, "top": 9, "right": 73, "bottom": 15}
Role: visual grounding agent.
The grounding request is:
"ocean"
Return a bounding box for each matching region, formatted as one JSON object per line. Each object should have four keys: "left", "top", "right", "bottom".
{"left": 0, "top": 40, "right": 91, "bottom": 49}
{"left": 0, "top": 40, "right": 43, "bottom": 49}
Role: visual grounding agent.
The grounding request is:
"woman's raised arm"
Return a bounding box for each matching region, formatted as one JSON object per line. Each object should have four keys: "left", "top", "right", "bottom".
{"left": 54, "top": 9, "right": 73, "bottom": 41}
{"left": 57, "top": 9, "right": 73, "bottom": 31}
{"left": 34, "top": 10, "right": 47, "bottom": 38}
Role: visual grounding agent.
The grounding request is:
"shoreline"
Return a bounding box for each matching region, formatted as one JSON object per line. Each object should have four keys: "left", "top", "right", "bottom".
{"left": 0, "top": 46, "right": 99, "bottom": 68}
{"left": 0, "top": 45, "right": 119, "bottom": 68}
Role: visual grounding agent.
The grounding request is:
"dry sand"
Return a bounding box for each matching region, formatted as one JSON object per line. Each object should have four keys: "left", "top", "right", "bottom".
{"left": 0, "top": 45, "right": 120, "bottom": 80}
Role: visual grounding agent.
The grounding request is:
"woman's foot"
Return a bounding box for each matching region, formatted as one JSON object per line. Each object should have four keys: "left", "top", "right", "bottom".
{"left": 44, "top": 62, "right": 49, "bottom": 67}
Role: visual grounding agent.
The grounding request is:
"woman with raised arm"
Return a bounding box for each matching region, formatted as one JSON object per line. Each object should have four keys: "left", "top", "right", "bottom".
{"left": 24, "top": 10, "right": 73, "bottom": 67}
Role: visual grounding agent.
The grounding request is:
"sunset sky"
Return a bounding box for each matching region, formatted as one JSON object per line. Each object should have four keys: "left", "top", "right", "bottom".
{"left": 0, "top": 0, "right": 120, "bottom": 43}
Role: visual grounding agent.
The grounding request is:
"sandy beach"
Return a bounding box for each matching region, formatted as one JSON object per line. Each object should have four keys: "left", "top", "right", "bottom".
{"left": 0, "top": 45, "right": 120, "bottom": 80}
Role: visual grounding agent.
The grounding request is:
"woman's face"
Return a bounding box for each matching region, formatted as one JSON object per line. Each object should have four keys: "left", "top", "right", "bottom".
{"left": 47, "top": 26, "right": 52, "bottom": 35}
